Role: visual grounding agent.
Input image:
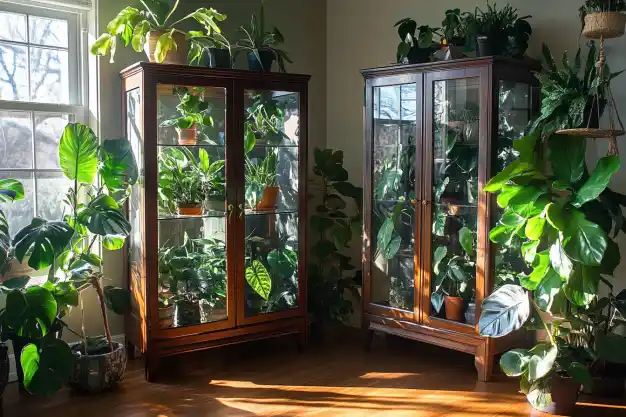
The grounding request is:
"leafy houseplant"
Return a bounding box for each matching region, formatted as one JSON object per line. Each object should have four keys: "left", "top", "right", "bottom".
{"left": 189, "top": 32, "right": 235, "bottom": 68}
{"left": 442, "top": 8, "right": 467, "bottom": 46}
{"left": 464, "top": 3, "right": 532, "bottom": 58}
{"left": 245, "top": 149, "right": 278, "bottom": 210}
{"left": 394, "top": 18, "right": 440, "bottom": 64}
{"left": 308, "top": 149, "right": 362, "bottom": 327}
{"left": 246, "top": 93, "right": 288, "bottom": 145}
{"left": 161, "top": 87, "right": 214, "bottom": 146}
{"left": 91, "top": 0, "right": 226, "bottom": 64}
{"left": 237, "top": 1, "right": 292, "bottom": 72}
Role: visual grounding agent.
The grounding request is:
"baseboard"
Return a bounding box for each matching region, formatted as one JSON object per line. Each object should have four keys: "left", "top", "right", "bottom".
{"left": 8, "top": 334, "right": 125, "bottom": 383}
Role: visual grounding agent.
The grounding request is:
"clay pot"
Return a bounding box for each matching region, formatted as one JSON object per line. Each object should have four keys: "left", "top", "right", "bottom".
{"left": 256, "top": 186, "right": 280, "bottom": 211}
{"left": 177, "top": 126, "right": 198, "bottom": 146}
{"left": 444, "top": 296, "right": 465, "bottom": 322}
{"left": 144, "top": 30, "right": 188, "bottom": 64}
{"left": 158, "top": 305, "right": 175, "bottom": 329}
{"left": 177, "top": 205, "right": 203, "bottom": 216}
{"left": 531, "top": 376, "right": 580, "bottom": 415}
{"left": 69, "top": 341, "right": 127, "bottom": 393}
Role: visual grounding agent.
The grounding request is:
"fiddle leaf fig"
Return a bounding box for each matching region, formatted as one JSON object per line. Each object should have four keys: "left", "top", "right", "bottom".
{"left": 534, "top": 269, "right": 563, "bottom": 312}
{"left": 563, "top": 210, "right": 607, "bottom": 266}
{"left": 572, "top": 156, "right": 621, "bottom": 208}
{"left": 459, "top": 227, "right": 474, "bottom": 256}
{"left": 563, "top": 265, "right": 600, "bottom": 307}
{"left": 548, "top": 135, "right": 585, "bottom": 184}
{"left": 484, "top": 161, "right": 537, "bottom": 193}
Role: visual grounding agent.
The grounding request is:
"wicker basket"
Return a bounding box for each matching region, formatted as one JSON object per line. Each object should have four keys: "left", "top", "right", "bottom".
{"left": 583, "top": 12, "right": 626, "bottom": 39}
{"left": 555, "top": 128, "right": 625, "bottom": 138}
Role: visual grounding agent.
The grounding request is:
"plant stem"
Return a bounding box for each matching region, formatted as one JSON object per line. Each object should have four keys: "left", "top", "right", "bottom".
{"left": 532, "top": 299, "right": 556, "bottom": 346}
{"left": 79, "top": 294, "right": 88, "bottom": 354}
{"left": 162, "top": 0, "right": 180, "bottom": 25}
{"left": 91, "top": 274, "right": 114, "bottom": 352}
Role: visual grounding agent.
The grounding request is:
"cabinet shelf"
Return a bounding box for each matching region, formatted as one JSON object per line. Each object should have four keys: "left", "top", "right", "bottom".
{"left": 245, "top": 208, "right": 298, "bottom": 216}
{"left": 158, "top": 212, "right": 226, "bottom": 221}
{"left": 157, "top": 143, "right": 225, "bottom": 148}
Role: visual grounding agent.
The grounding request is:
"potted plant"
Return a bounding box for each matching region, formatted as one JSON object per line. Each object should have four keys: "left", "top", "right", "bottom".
{"left": 236, "top": 1, "right": 292, "bottom": 72}
{"left": 580, "top": 0, "right": 626, "bottom": 38}
{"left": 394, "top": 18, "right": 440, "bottom": 64}
{"left": 464, "top": 3, "right": 532, "bottom": 58}
{"left": 442, "top": 9, "right": 467, "bottom": 46}
{"left": 161, "top": 87, "right": 214, "bottom": 146}
{"left": 189, "top": 32, "right": 235, "bottom": 68}
{"left": 246, "top": 93, "right": 288, "bottom": 145}
{"left": 91, "top": 0, "right": 226, "bottom": 64}
{"left": 245, "top": 149, "right": 279, "bottom": 210}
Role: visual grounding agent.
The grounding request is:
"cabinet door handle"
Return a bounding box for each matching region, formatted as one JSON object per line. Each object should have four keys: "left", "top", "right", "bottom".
{"left": 238, "top": 204, "right": 244, "bottom": 219}
{"left": 227, "top": 204, "right": 234, "bottom": 223}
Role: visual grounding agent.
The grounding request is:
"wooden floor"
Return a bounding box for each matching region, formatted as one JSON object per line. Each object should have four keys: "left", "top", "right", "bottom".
{"left": 3, "top": 330, "right": 626, "bottom": 416}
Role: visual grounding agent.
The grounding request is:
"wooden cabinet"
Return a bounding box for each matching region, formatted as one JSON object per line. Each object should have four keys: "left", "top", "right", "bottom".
{"left": 121, "top": 63, "right": 309, "bottom": 380}
{"left": 361, "top": 57, "right": 539, "bottom": 381}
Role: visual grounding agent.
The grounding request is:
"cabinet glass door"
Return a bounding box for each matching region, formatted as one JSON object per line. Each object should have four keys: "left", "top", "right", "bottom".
{"left": 369, "top": 83, "right": 418, "bottom": 316}
{"left": 155, "top": 84, "right": 230, "bottom": 330}
{"left": 427, "top": 75, "right": 481, "bottom": 326}
{"left": 241, "top": 89, "right": 300, "bottom": 319}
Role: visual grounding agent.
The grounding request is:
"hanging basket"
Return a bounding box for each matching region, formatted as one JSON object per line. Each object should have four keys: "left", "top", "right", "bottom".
{"left": 555, "top": 128, "right": 625, "bottom": 138}
{"left": 583, "top": 12, "right": 626, "bottom": 39}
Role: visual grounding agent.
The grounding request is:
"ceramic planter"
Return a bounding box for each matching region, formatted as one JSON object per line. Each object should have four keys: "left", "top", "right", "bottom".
{"left": 69, "top": 341, "right": 127, "bottom": 393}
{"left": 256, "top": 186, "right": 280, "bottom": 210}
{"left": 158, "top": 305, "right": 175, "bottom": 329}
{"left": 178, "top": 204, "right": 203, "bottom": 216}
{"left": 247, "top": 50, "right": 275, "bottom": 72}
{"left": 208, "top": 48, "right": 231, "bottom": 68}
{"left": 531, "top": 376, "right": 580, "bottom": 415}
{"left": 444, "top": 295, "right": 465, "bottom": 322}
{"left": 205, "top": 198, "right": 225, "bottom": 213}
{"left": 145, "top": 31, "right": 188, "bottom": 64}
{"left": 176, "top": 125, "right": 198, "bottom": 145}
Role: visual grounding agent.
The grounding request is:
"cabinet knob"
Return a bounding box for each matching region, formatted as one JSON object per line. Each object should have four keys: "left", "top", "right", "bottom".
{"left": 227, "top": 204, "right": 234, "bottom": 223}
{"left": 238, "top": 204, "right": 244, "bottom": 219}
{"left": 422, "top": 200, "right": 428, "bottom": 206}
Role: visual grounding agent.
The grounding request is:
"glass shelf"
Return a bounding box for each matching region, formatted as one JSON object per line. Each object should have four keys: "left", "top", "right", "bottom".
{"left": 158, "top": 212, "right": 226, "bottom": 221}
{"left": 251, "top": 143, "right": 299, "bottom": 148}
{"left": 157, "top": 143, "right": 225, "bottom": 148}
{"left": 245, "top": 208, "right": 298, "bottom": 216}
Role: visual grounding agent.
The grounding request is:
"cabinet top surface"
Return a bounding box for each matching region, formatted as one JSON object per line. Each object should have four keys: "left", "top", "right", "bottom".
{"left": 120, "top": 61, "right": 311, "bottom": 83}
{"left": 360, "top": 56, "right": 541, "bottom": 78}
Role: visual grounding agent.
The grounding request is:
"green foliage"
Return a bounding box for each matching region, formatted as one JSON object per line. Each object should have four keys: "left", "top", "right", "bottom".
{"left": 394, "top": 18, "right": 440, "bottom": 63}
{"left": 160, "top": 87, "right": 214, "bottom": 132}
{"left": 246, "top": 260, "right": 272, "bottom": 301}
{"left": 21, "top": 338, "right": 73, "bottom": 396}
{"left": 245, "top": 149, "right": 277, "bottom": 208}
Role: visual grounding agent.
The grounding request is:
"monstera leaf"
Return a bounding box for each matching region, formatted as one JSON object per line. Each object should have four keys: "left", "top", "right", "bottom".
{"left": 21, "top": 338, "right": 73, "bottom": 397}
{"left": 246, "top": 260, "right": 272, "bottom": 300}
{"left": 59, "top": 123, "right": 99, "bottom": 184}
{"left": 78, "top": 195, "right": 131, "bottom": 237}
{"left": 0, "top": 178, "right": 24, "bottom": 202}
{"left": 478, "top": 284, "right": 530, "bottom": 338}
{"left": 13, "top": 218, "right": 73, "bottom": 270}
{"left": 100, "top": 138, "right": 139, "bottom": 194}
{"left": 4, "top": 286, "right": 57, "bottom": 338}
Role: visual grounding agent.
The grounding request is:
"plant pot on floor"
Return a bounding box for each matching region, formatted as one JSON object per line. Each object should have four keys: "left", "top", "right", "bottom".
{"left": 145, "top": 31, "right": 188, "bottom": 64}
{"left": 248, "top": 50, "right": 275, "bottom": 72}
{"left": 0, "top": 345, "right": 9, "bottom": 405}
{"left": 530, "top": 376, "right": 580, "bottom": 415}
{"left": 174, "top": 300, "right": 202, "bottom": 327}
{"left": 69, "top": 341, "right": 127, "bottom": 393}
{"left": 256, "top": 186, "right": 280, "bottom": 211}
{"left": 583, "top": 12, "right": 626, "bottom": 39}
{"left": 444, "top": 296, "right": 465, "bottom": 322}
{"left": 178, "top": 204, "right": 203, "bottom": 216}
{"left": 158, "top": 305, "right": 175, "bottom": 329}
{"left": 208, "top": 48, "right": 232, "bottom": 68}
{"left": 176, "top": 126, "right": 198, "bottom": 145}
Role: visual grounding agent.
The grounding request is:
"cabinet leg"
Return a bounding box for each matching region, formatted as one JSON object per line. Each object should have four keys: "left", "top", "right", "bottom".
{"left": 363, "top": 328, "right": 374, "bottom": 352}
{"left": 475, "top": 341, "right": 493, "bottom": 382}
{"left": 126, "top": 340, "right": 137, "bottom": 360}
{"left": 145, "top": 352, "right": 160, "bottom": 383}
{"left": 296, "top": 330, "right": 307, "bottom": 353}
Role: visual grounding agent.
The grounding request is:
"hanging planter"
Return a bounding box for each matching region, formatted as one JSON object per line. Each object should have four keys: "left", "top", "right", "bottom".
{"left": 583, "top": 12, "right": 626, "bottom": 39}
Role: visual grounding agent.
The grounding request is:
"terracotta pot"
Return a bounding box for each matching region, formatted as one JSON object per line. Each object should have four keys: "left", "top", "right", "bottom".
{"left": 444, "top": 296, "right": 465, "bottom": 322}
{"left": 256, "top": 186, "right": 280, "bottom": 210}
{"left": 177, "top": 126, "right": 198, "bottom": 145}
{"left": 177, "top": 205, "right": 203, "bottom": 216}
{"left": 531, "top": 376, "right": 580, "bottom": 415}
{"left": 158, "top": 305, "right": 175, "bottom": 329}
{"left": 70, "top": 341, "right": 127, "bottom": 393}
{"left": 144, "top": 30, "right": 188, "bottom": 64}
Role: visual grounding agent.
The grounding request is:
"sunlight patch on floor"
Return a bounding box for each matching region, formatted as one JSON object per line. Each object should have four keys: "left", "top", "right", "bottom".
{"left": 359, "top": 372, "right": 420, "bottom": 379}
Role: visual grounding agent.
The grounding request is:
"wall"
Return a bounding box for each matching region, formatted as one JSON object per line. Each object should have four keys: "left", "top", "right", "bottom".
{"left": 326, "top": 0, "right": 626, "bottom": 326}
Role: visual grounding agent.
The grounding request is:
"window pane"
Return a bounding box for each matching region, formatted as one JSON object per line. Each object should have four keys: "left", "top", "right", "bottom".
{"left": 35, "top": 113, "right": 68, "bottom": 169}
{"left": 0, "top": 12, "right": 27, "bottom": 43}
{"left": 29, "top": 16, "right": 68, "bottom": 48}
{"left": 36, "top": 171, "right": 70, "bottom": 220}
{"left": 0, "top": 172, "right": 34, "bottom": 235}
{"left": 0, "top": 44, "right": 28, "bottom": 101}
{"left": 30, "top": 47, "right": 69, "bottom": 104}
{"left": 0, "top": 111, "right": 32, "bottom": 169}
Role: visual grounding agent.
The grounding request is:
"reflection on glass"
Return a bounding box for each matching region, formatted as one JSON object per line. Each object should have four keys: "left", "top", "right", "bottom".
{"left": 431, "top": 78, "right": 479, "bottom": 323}
{"left": 492, "top": 81, "right": 535, "bottom": 290}
{"left": 0, "top": 111, "right": 32, "bottom": 169}
{"left": 244, "top": 89, "right": 299, "bottom": 316}
{"left": 36, "top": 171, "right": 71, "bottom": 220}
{"left": 30, "top": 47, "right": 69, "bottom": 104}
{"left": 371, "top": 84, "right": 417, "bottom": 312}
{"left": 35, "top": 113, "right": 69, "bottom": 169}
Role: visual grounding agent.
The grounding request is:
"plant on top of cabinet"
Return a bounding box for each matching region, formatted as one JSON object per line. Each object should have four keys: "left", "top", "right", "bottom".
{"left": 394, "top": 19, "right": 441, "bottom": 64}
{"left": 237, "top": 1, "right": 292, "bottom": 72}
{"left": 308, "top": 148, "right": 363, "bottom": 326}
{"left": 161, "top": 87, "right": 215, "bottom": 146}
{"left": 442, "top": 9, "right": 468, "bottom": 47}
{"left": 91, "top": 0, "right": 226, "bottom": 65}
{"left": 189, "top": 32, "right": 235, "bottom": 68}
{"left": 464, "top": 3, "right": 531, "bottom": 58}
{"left": 580, "top": 0, "right": 626, "bottom": 38}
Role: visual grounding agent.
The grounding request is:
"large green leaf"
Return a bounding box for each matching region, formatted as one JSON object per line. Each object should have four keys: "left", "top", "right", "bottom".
{"left": 78, "top": 195, "right": 131, "bottom": 237}
{"left": 548, "top": 135, "right": 585, "bottom": 184}
{"left": 563, "top": 210, "right": 607, "bottom": 266}
{"left": 459, "top": 227, "right": 474, "bottom": 256}
{"left": 500, "top": 348, "right": 532, "bottom": 377}
{"left": 596, "top": 333, "right": 626, "bottom": 364}
{"left": 100, "top": 138, "right": 139, "bottom": 194}
{"left": 528, "top": 344, "right": 558, "bottom": 382}
{"left": 521, "top": 252, "right": 550, "bottom": 291}
{"left": 154, "top": 29, "right": 177, "bottom": 63}
{"left": 4, "top": 287, "right": 57, "bottom": 338}
{"left": 572, "top": 156, "right": 621, "bottom": 208}
{"left": 535, "top": 269, "right": 563, "bottom": 312}
{"left": 59, "top": 123, "right": 99, "bottom": 184}
{"left": 103, "top": 286, "right": 132, "bottom": 315}
{"left": 513, "top": 130, "right": 539, "bottom": 163}
{"left": 478, "top": 284, "right": 530, "bottom": 338}
{"left": 267, "top": 249, "right": 297, "bottom": 280}
{"left": 497, "top": 184, "right": 524, "bottom": 208}
{"left": 567, "top": 362, "right": 592, "bottom": 390}
{"left": 433, "top": 246, "right": 447, "bottom": 275}
{"left": 525, "top": 215, "right": 546, "bottom": 241}
{"left": 527, "top": 380, "right": 552, "bottom": 410}
{"left": 549, "top": 241, "right": 573, "bottom": 280}
{"left": 545, "top": 203, "right": 565, "bottom": 231}
{"left": 246, "top": 260, "right": 271, "bottom": 300}
{"left": 563, "top": 265, "right": 599, "bottom": 307}
{"left": 13, "top": 218, "right": 73, "bottom": 270}
{"left": 21, "top": 339, "right": 73, "bottom": 397}
{"left": 600, "top": 239, "right": 620, "bottom": 276}
{"left": 484, "top": 161, "right": 537, "bottom": 193}
{"left": 509, "top": 186, "right": 547, "bottom": 218}
{"left": 0, "top": 178, "right": 24, "bottom": 202}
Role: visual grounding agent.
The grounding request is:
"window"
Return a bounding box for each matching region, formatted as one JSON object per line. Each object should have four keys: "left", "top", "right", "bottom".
{"left": 0, "top": 1, "right": 86, "bottom": 236}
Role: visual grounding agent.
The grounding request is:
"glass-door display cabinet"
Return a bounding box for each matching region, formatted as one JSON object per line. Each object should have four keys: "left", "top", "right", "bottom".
{"left": 361, "top": 57, "right": 539, "bottom": 381}
{"left": 121, "top": 63, "right": 309, "bottom": 380}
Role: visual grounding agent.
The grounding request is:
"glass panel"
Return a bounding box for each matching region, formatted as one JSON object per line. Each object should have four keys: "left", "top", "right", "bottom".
{"left": 29, "top": 16, "right": 68, "bottom": 48}
{"left": 0, "top": 12, "right": 27, "bottom": 42}
{"left": 156, "top": 84, "right": 228, "bottom": 328}
{"left": 493, "top": 81, "right": 536, "bottom": 291}
{"left": 36, "top": 171, "right": 71, "bottom": 220}
{"left": 371, "top": 85, "right": 417, "bottom": 312}
{"left": 30, "top": 47, "right": 69, "bottom": 103}
{"left": 430, "top": 78, "right": 480, "bottom": 323}
{"left": 34, "top": 113, "right": 69, "bottom": 169}
{"left": 0, "top": 171, "right": 34, "bottom": 235}
{"left": 244, "top": 89, "right": 300, "bottom": 317}
{"left": 0, "top": 111, "right": 32, "bottom": 169}
{"left": 0, "top": 44, "right": 28, "bottom": 101}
